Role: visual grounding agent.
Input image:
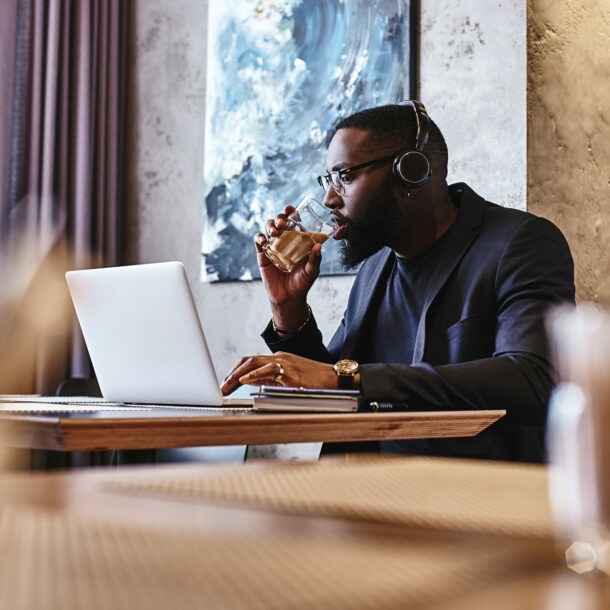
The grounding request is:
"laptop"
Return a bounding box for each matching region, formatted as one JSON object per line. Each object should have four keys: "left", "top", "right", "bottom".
{"left": 65, "top": 261, "right": 251, "bottom": 408}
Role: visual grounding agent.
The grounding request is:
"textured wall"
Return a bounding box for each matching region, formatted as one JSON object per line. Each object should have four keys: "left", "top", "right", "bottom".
{"left": 125, "top": 0, "right": 526, "bottom": 380}
{"left": 420, "top": 2, "right": 526, "bottom": 209}
{"left": 527, "top": 1, "right": 610, "bottom": 305}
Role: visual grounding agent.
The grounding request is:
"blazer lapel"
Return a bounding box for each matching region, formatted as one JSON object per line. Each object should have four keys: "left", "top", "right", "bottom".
{"left": 412, "top": 184, "right": 485, "bottom": 363}
{"left": 339, "top": 249, "right": 395, "bottom": 358}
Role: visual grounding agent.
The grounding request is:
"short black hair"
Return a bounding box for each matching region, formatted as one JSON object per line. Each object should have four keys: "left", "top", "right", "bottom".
{"left": 332, "top": 104, "right": 448, "bottom": 177}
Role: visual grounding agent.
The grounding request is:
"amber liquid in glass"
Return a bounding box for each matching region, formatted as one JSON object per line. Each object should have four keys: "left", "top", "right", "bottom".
{"left": 263, "top": 230, "right": 329, "bottom": 272}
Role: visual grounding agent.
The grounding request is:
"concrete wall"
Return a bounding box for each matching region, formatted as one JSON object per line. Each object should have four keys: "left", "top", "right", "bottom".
{"left": 420, "top": 2, "right": 526, "bottom": 209}
{"left": 125, "top": 1, "right": 529, "bottom": 380}
{"left": 527, "top": 1, "right": 610, "bottom": 305}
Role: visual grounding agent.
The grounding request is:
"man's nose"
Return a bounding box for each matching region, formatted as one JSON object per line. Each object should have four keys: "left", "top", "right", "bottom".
{"left": 323, "top": 185, "right": 342, "bottom": 209}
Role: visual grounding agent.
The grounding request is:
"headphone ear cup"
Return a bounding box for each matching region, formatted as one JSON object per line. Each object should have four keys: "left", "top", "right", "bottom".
{"left": 393, "top": 151, "right": 431, "bottom": 187}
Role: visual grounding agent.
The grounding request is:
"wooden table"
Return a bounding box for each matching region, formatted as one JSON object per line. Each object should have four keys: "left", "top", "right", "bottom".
{"left": 0, "top": 455, "right": 607, "bottom": 609}
{"left": 0, "top": 406, "right": 505, "bottom": 452}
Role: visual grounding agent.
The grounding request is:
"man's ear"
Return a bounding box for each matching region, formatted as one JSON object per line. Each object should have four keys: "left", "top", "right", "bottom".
{"left": 395, "top": 183, "right": 419, "bottom": 201}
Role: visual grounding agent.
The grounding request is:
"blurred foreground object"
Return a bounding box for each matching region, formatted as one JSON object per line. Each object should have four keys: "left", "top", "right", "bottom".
{"left": 0, "top": 237, "right": 73, "bottom": 396}
{"left": 1, "top": 234, "right": 76, "bottom": 470}
{"left": 547, "top": 304, "right": 610, "bottom": 572}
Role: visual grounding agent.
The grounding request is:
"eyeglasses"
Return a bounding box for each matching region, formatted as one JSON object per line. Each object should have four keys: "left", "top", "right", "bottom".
{"left": 316, "top": 153, "right": 397, "bottom": 196}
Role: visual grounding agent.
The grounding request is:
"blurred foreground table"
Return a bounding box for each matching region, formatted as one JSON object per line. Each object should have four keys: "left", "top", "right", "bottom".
{"left": 1, "top": 455, "right": 608, "bottom": 609}
{"left": 0, "top": 405, "right": 505, "bottom": 451}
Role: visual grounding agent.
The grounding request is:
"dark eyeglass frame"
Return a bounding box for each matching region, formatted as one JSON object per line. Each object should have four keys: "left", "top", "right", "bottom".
{"left": 316, "top": 153, "right": 398, "bottom": 196}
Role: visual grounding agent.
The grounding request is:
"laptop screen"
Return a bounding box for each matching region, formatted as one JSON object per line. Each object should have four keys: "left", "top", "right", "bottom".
{"left": 66, "top": 261, "right": 229, "bottom": 406}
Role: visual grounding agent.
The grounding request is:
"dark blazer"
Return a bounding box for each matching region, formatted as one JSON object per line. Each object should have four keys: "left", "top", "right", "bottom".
{"left": 264, "top": 183, "right": 576, "bottom": 461}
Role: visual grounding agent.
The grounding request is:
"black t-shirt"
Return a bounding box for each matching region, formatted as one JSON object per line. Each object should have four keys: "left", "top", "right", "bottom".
{"left": 365, "top": 230, "right": 450, "bottom": 365}
{"left": 366, "top": 230, "right": 455, "bottom": 456}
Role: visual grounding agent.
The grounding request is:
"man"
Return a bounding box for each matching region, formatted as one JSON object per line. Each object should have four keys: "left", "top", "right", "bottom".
{"left": 221, "top": 101, "right": 575, "bottom": 462}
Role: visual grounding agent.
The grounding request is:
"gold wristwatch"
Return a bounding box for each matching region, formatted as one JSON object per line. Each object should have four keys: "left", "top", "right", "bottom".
{"left": 333, "top": 359, "right": 359, "bottom": 390}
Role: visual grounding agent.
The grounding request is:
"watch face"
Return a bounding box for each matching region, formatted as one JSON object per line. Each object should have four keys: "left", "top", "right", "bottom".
{"left": 335, "top": 359, "right": 359, "bottom": 375}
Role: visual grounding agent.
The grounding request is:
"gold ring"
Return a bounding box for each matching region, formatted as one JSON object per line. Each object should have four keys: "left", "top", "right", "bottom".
{"left": 274, "top": 363, "right": 284, "bottom": 383}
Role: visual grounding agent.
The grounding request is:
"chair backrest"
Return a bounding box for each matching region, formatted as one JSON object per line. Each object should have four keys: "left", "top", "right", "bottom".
{"left": 55, "top": 377, "right": 102, "bottom": 397}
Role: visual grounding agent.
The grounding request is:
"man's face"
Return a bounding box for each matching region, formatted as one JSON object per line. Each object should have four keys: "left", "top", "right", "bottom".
{"left": 323, "top": 128, "right": 402, "bottom": 269}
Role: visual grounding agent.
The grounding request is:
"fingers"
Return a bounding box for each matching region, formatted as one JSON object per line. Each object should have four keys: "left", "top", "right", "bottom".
{"left": 254, "top": 232, "right": 267, "bottom": 253}
{"left": 222, "top": 353, "right": 338, "bottom": 396}
{"left": 238, "top": 361, "right": 285, "bottom": 387}
{"left": 263, "top": 205, "right": 295, "bottom": 238}
{"left": 302, "top": 242, "right": 322, "bottom": 280}
{"left": 221, "top": 357, "right": 286, "bottom": 395}
{"left": 220, "top": 356, "right": 250, "bottom": 395}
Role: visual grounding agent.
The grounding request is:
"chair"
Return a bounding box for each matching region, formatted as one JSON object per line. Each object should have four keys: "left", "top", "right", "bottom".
{"left": 55, "top": 377, "right": 102, "bottom": 397}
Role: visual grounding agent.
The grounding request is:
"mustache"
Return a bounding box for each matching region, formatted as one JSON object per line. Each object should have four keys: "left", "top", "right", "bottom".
{"left": 330, "top": 211, "right": 347, "bottom": 225}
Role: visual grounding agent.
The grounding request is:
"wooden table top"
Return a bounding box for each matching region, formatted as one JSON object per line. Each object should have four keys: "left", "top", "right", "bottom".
{"left": 0, "top": 406, "right": 505, "bottom": 451}
{"left": 0, "top": 456, "right": 607, "bottom": 609}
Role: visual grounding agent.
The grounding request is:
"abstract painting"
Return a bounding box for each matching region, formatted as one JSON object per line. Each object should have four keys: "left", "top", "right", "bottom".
{"left": 202, "top": 0, "right": 414, "bottom": 282}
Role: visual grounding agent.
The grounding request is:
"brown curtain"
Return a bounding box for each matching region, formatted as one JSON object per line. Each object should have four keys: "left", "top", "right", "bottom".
{"left": 0, "top": 0, "right": 129, "bottom": 396}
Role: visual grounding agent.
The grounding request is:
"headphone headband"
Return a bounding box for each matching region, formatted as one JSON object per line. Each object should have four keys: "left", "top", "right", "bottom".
{"left": 398, "top": 99, "right": 430, "bottom": 151}
{"left": 393, "top": 100, "right": 432, "bottom": 188}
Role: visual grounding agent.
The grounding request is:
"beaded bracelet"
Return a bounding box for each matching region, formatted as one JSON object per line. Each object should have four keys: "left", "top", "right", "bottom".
{"left": 271, "top": 304, "right": 312, "bottom": 334}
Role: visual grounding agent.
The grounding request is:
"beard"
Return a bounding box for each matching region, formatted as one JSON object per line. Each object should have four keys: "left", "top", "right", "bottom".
{"left": 339, "top": 194, "right": 402, "bottom": 270}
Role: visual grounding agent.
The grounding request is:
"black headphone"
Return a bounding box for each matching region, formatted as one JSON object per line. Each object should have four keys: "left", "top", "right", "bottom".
{"left": 392, "top": 100, "right": 432, "bottom": 188}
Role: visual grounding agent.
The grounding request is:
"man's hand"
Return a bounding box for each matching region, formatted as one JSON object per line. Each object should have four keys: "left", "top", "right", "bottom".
{"left": 256, "top": 206, "right": 322, "bottom": 331}
{"left": 221, "top": 351, "right": 337, "bottom": 395}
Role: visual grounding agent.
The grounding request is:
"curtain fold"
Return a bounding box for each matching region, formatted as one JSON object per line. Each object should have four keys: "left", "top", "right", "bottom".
{"left": 0, "top": 0, "right": 129, "bottom": 397}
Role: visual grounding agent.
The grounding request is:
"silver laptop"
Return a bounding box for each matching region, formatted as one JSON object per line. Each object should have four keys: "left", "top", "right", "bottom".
{"left": 66, "top": 261, "right": 249, "bottom": 407}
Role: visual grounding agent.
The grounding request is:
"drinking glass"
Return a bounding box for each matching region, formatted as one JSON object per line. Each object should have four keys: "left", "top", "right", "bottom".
{"left": 262, "top": 196, "right": 335, "bottom": 273}
{"left": 546, "top": 304, "right": 610, "bottom": 571}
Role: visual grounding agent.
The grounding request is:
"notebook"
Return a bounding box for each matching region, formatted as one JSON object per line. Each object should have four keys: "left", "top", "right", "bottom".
{"left": 252, "top": 386, "right": 361, "bottom": 412}
{"left": 65, "top": 261, "right": 250, "bottom": 408}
